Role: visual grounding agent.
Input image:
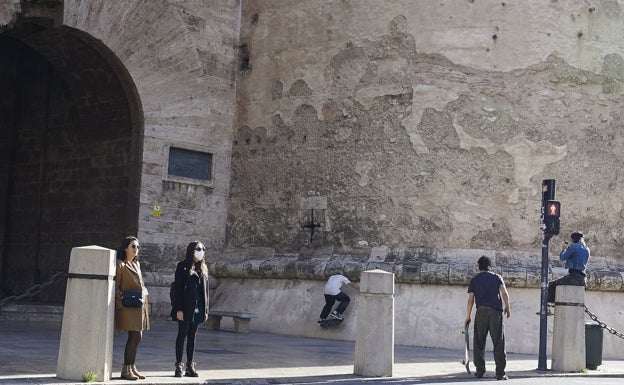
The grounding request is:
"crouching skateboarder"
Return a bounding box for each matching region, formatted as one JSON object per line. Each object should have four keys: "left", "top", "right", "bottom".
{"left": 318, "top": 273, "right": 358, "bottom": 324}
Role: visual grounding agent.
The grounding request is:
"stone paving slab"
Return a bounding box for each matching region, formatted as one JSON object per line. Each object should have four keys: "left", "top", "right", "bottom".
{"left": 1, "top": 320, "right": 623, "bottom": 384}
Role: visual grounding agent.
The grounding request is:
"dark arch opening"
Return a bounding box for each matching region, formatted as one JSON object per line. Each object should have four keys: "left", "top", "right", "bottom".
{"left": 0, "top": 21, "right": 143, "bottom": 303}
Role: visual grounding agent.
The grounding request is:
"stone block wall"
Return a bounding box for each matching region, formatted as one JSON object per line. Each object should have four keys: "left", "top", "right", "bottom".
{"left": 3, "top": 1, "right": 624, "bottom": 338}
{"left": 227, "top": 0, "right": 624, "bottom": 274}
{"left": 66, "top": 0, "right": 239, "bottom": 264}
{"left": 0, "top": 0, "right": 241, "bottom": 302}
{"left": 60, "top": 0, "right": 242, "bottom": 286}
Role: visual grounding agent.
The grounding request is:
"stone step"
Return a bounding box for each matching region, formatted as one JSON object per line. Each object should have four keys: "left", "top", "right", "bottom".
{"left": 0, "top": 302, "right": 64, "bottom": 323}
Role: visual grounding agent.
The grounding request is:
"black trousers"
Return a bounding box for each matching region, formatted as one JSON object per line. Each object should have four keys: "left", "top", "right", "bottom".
{"left": 473, "top": 307, "right": 506, "bottom": 377}
{"left": 176, "top": 320, "right": 200, "bottom": 363}
{"left": 547, "top": 270, "right": 585, "bottom": 303}
{"left": 319, "top": 292, "right": 350, "bottom": 319}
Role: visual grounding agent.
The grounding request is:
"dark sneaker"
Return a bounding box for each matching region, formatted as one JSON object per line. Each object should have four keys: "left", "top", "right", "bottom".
{"left": 330, "top": 312, "right": 343, "bottom": 320}
{"left": 185, "top": 362, "right": 198, "bottom": 377}
{"left": 474, "top": 371, "right": 484, "bottom": 379}
{"left": 174, "top": 362, "right": 183, "bottom": 378}
{"left": 317, "top": 318, "right": 326, "bottom": 324}
{"left": 496, "top": 374, "right": 509, "bottom": 380}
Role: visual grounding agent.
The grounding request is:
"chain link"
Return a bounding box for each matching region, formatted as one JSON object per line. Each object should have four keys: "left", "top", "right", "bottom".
{"left": 0, "top": 272, "right": 68, "bottom": 307}
{"left": 584, "top": 305, "right": 624, "bottom": 339}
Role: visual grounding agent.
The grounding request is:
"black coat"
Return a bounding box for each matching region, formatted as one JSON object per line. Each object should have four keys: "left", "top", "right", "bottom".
{"left": 171, "top": 259, "right": 209, "bottom": 323}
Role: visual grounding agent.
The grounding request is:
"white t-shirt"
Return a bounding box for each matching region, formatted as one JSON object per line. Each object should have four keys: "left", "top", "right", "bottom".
{"left": 324, "top": 274, "right": 350, "bottom": 295}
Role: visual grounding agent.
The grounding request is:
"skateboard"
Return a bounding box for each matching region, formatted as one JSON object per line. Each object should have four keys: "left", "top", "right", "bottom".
{"left": 461, "top": 321, "right": 471, "bottom": 374}
{"left": 319, "top": 318, "right": 343, "bottom": 328}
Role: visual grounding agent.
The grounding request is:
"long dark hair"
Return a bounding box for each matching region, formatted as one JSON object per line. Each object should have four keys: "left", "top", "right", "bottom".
{"left": 185, "top": 240, "right": 208, "bottom": 277}
{"left": 117, "top": 236, "right": 139, "bottom": 261}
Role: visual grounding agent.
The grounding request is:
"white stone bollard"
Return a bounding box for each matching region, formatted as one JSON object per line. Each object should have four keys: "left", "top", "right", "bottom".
{"left": 57, "top": 246, "right": 116, "bottom": 381}
{"left": 551, "top": 285, "right": 585, "bottom": 372}
{"left": 353, "top": 269, "right": 394, "bottom": 377}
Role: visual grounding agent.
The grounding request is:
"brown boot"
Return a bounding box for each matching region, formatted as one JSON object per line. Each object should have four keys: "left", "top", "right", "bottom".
{"left": 131, "top": 364, "right": 146, "bottom": 379}
{"left": 121, "top": 364, "right": 138, "bottom": 381}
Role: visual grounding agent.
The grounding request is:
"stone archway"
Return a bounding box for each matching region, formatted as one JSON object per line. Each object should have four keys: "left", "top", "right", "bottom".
{"left": 0, "top": 21, "right": 143, "bottom": 302}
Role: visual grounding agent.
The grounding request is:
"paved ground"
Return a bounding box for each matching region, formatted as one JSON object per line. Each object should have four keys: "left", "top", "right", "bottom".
{"left": 1, "top": 319, "right": 623, "bottom": 385}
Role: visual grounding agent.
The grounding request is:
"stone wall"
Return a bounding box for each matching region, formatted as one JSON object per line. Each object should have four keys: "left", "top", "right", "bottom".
{"left": 0, "top": 0, "right": 241, "bottom": 299}
{"left": 61, "top": 0, "right": 242, "bottom": 269}
{"left": 210, "top": 249, "right": 624, "bottom": 291}
{"left": 228, "top": 0, "right": 624, "bottom": 268}
{"left": 219, "top": 0, "right": 624, "bottom": 348}
{"left": 3, "top": 0, "right": 624, "bottom": 350}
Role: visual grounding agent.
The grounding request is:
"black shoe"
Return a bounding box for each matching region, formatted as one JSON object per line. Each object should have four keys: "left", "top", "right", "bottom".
{"left": 185, "top": 361, "right": 199, "bottom": 377}
{"left": 317, "top": 318, "right": 326, "bottom": 324}
{"left": 174, "top": 362, "right": 183, "bottom": 377}
{"left": 474, "top": 371, "right": 484, "bottom": 379}
{"left": 497, "top": 374, "right": 509, "bottom": 380}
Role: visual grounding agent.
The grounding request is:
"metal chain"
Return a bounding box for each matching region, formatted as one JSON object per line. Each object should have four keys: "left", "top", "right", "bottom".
{"left": 584, "top": 305, "right": 624, "bottom": 340}
{"left": 0, "top": 272, "right": 68, "bottom": 307}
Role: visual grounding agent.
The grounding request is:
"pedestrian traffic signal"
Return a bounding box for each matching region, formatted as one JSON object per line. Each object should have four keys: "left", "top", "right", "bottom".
{"left": 543, "top": 200, "right": 560, "bottom": 235}
{"left": 541, "top": 180, "right": 556, "bottom": 209}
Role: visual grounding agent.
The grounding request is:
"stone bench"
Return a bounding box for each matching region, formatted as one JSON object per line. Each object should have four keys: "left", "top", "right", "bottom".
{"left": 207, "top": 310, "right": 258, "bottom": 333}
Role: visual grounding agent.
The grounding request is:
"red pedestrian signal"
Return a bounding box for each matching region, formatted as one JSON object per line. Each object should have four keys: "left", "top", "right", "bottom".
{"left": 544, "top": 200, "right": 560, "bottom": 235}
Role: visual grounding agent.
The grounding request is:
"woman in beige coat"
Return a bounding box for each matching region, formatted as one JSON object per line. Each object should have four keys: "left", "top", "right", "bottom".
{"left": 115, "top": 236, "right": 150, "bottom": 381}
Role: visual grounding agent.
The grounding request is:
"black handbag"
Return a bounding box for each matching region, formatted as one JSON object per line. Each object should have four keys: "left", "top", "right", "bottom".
{"left": 122, "top": 290, "right": 143, "bottom": 307}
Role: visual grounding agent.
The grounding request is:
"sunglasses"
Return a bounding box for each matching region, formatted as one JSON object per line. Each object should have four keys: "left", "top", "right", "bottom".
{"left": 130, "top": 244, "right": 140, "bottom": 250}
{"left": 195, "top": 247, "right": 205, "bottom": 251}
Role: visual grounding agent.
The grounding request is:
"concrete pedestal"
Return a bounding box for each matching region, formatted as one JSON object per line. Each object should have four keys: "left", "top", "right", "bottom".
{"left": 57, "top": 246, "right": 116, "bottom": 381}
{"left": 551, "top": 285, "right": 585, "bottom": 372}
{"left": 354, "top": 269, "right": 394, "bottom": 377}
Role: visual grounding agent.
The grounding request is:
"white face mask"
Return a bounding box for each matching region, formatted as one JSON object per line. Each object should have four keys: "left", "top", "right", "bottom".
{"left": 194, "top": 250, "right": 205, "bottom": 261}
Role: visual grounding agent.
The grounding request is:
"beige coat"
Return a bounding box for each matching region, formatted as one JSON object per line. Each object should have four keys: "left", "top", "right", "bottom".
{"left": 115, "top": 258, "right": 150, "bottom": 332}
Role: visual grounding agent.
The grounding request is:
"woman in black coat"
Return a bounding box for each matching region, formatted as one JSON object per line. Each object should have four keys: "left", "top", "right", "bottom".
{"left": 172, "top": 240, "right": 209, "bottom": 377}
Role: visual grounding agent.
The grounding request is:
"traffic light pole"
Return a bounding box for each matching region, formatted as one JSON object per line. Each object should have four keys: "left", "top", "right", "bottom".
{"left": 538, "top": 233, "right": 552, "bottom": 370}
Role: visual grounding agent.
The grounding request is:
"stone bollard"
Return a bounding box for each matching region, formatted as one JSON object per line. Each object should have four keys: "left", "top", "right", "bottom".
{"left": 353, "top": 269, "right": 394, "bottom": 377}
{"left": 551, "top": 285, "right": 585, "bottom": 372}
{"left": 57, "top": 246, "right": 116, "bottom": 381}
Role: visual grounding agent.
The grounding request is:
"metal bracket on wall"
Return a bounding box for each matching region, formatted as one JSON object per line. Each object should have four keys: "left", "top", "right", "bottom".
{"left": 302, "top": 209, "right": 321, "bottom": 247}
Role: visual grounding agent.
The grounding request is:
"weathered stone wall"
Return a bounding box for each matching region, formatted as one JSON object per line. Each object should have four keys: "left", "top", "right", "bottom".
{"left": 210, "top": 250, "right": 624, "bottom": 291}
{"left": 3, "top": 1, "right": 624, "bottom": 349}
{"left": 228, "top": 0, "right": 624, "bottom": 269}
{"left": 61, "top": 0, "right": 241, "bottom": 266}
{"left": 0, "top": 0, "right": 241, "bottom": 303}
{"left": 57, "top": 1, "right": 242, "bottom": 307}
{"left": 0, "top": 0, "right": 19, "bottom": 31}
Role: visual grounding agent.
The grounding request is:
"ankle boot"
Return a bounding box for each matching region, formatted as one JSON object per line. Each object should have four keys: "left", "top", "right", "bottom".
{"left": 174, "top": 362, "right": 183, "bottom": 377}
{"left": 131, "top": 364, "right": 145, "bottom": 379}
{"left": 121, "top": 364, "right": 138, "bottom": 381}
{"left": 185, "top": 361, "right": 199, "bottom": 377}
